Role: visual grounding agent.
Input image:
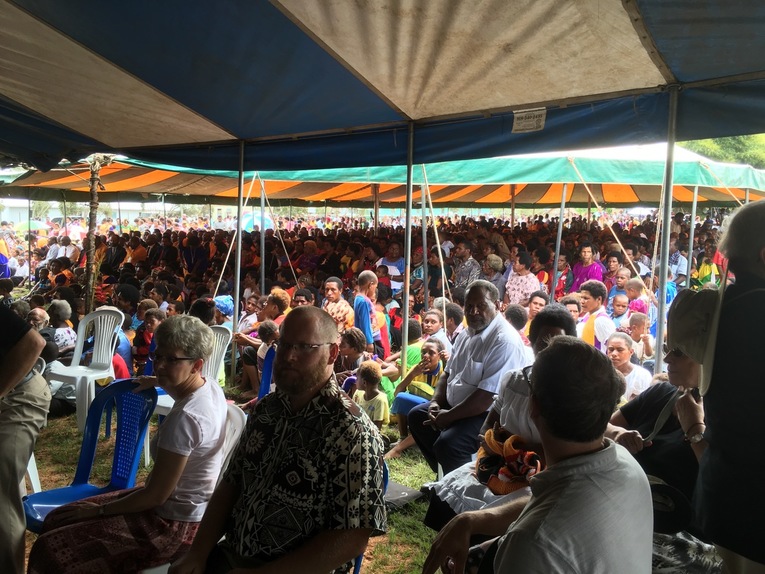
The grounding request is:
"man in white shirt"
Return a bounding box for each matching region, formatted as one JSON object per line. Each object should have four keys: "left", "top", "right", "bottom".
{"left": 409, "top": 280, "right": 526, "bottom": 475}
{"left": 668, "top": 238, "right": 688, "bottom": 287}
{"left": 11, "top": 256, "right": 28, "bottom": 286}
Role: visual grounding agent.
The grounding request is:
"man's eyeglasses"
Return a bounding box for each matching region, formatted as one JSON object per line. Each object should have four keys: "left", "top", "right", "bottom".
{"left": 278, "top": 342, "right": 333, "bottom": 354}
{"left": 149, "top": 352, "right": 196, "bottom": 364}
{"left": 662, "top": 345, "right": 684, "bottom": 358}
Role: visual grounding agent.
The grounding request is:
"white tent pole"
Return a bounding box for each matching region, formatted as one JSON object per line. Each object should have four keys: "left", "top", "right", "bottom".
{"left": 27, "top": 197, "right": 31, "bottom": 266}
{"left": 551, "top": 183, "right": 568, "bottom": 298}
{"left": 746, "top": 188, "right": 750, "bottom": 204}
{"left": 260, "top": 173, "right": 266, "bottom": 290}
{"left": 422, "top": 166, "right": 451, "bottom": 303}
{"left": 117, "top": 194, "right": 122, "bottom": 234}
{"left": 655, "top": 87, "right": 680, "bottom": 374}
{"left": 421, "top": 183, "right": 429, "bottom": 310}
{"left": 231, "top": 140, "right": 245, "bottom": 385}
{"left": 510, "top": 184, "right": 516, "bottom": 228}
{"left": 688, "top": 185, "right": 699, "bottom": 275}
{"left": 373, "top": 183, "right": 380, "bottom": 236}
{"left": 401, "top": 123, "right": 414, "bottom": 377}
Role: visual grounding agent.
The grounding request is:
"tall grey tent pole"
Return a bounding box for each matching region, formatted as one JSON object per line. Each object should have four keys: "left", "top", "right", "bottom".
{"left": 551, "top": 184, "right": 568, "bottom": 293}
{"left": 688, "top": 186, "right": 699, "bottom": 273}
{"left": 162, "top": 195, "right": 166, "bottom": 227}
{"left": 401, "top": 123, "right": 414, "bottom": 378}
{"left": 231, "top": 141, "right": 245, "bottom": 386}
{"left": 745, "top": 188, "right": 750, "bottom": 204}
{"left": 510, "top": 185, "right": 516, "bottom": 228}
{"left": 260, "top": 167, "right": 266, "bottom": 291}
{"left": 117, "top": 194, "right": 122, "bottom": 234}
{"left": 27, "top": 197, "right": 31, "bottom": 266}
{"left": 421, "top": 184, "right": 429, "bottom": 311}
{"left": 373, "top": 184, "right": 380, "bottom": 235}
{"left": 209, "top": 203, "right": 212, "bottom": 225}
{"left": 655, "top": 87, "right": 680, "bottom": 375}
{"left": 62, "top": 196, "right": 67, "bottom": 237}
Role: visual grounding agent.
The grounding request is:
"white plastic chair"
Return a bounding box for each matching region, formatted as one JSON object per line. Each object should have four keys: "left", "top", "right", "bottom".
{"left": 203, "top": 325, "right": 233, "bottom": 381}
{"left": 139, "top": 404, "right": 246, "bottom": 574}
{"left": 219, "top": 403, "right": 246, "bottom": 483}
{"left": 19, "top": 452, "right": 42, "bottom": 497}
{"left": 47, "top": 308, "right": 124, "bottom": 433}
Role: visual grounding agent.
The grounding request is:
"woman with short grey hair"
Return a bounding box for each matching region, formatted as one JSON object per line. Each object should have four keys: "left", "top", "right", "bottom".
{"left": 28, "top": 314, "right": 228, "bottom": 572}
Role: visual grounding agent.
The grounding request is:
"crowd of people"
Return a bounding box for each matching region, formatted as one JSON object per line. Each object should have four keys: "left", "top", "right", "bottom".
{"left": 0, "top": 200, "right": 761, "bottom": 573}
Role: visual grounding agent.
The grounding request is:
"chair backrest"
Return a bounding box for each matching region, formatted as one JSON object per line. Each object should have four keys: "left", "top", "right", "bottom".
{"left": 70, "top": 308, "right": 125, "bottom": 371}
{"left": 217, "top": 404, "right": 247, "bottom": 485}
{"left": 258, "top": 345, "right": 276, "bottom": 400}
{"left": 203, "top": 325, "right": 232, "bottom": 380}
{"left": 73, "top": 379, "right": 157, "bottom": 489}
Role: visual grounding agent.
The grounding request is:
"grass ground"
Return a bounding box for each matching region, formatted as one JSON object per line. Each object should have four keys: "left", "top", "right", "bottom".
{"left": 26, "top": 412, "right": 436, "bottom": 573}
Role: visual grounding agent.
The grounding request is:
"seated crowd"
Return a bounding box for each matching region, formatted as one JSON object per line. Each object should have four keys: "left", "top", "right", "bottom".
{"left": 3, "top": 204, "right": 761, "bottom": 573}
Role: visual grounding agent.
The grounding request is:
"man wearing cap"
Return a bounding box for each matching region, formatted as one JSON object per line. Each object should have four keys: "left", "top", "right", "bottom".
{"left": 695, "top": 201, "right": 765, "bottom": 570}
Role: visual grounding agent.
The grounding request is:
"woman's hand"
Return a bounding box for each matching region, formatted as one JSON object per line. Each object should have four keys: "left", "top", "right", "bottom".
{"left": 612, "top": 427, "right": 649, "bottom": 454}
{"left": 52, "top": 501, "right": 101, "bottom": 526}
{"left": 439, "top": 349, "right": 450, "bottom": 363}
{"left": 674, "top": 387, "right": 704, "bottom": 435}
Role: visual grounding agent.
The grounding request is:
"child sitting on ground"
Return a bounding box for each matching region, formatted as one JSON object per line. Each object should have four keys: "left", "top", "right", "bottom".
{"left": 352, "top": 360, "right": 390, "bottom": 430}
{"left": 385, "top": 338, "right": 445, "bottom": 459}
{"left": 625, "top": 277, "right": 649, "bottom": 315}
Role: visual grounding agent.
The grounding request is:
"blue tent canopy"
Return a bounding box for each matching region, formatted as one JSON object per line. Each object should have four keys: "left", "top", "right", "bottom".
{"left": 1, "top": 0, "right": 765, "bottom": 171}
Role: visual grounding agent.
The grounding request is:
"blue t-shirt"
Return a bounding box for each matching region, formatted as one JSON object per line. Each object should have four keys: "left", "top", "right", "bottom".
{"left": 353, "top": 294, "right": 375, "bottom": 345}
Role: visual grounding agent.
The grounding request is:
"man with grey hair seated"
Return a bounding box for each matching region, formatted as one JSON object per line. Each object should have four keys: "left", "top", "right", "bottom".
{"left": 409, "top": 280, "right": 526, "bottom": 475}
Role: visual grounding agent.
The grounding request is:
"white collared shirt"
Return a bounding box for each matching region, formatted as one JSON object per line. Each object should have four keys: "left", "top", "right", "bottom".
{"left": 445, "top": 313, "right": 526, "bottom": 407}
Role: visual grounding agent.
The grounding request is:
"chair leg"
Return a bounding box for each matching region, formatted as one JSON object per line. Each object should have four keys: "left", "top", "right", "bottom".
{"left": 19, "top": 452, "right": 42, "bottom": 496}
{"left": 143, "top": 428, "right": 151, "bottom": 468}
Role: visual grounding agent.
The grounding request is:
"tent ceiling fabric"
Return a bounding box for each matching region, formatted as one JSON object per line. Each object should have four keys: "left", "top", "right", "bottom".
{"left": 1, "top": 1, "right": 765, "bottom": 172}
{"left": 6, "top": 144, "right": 764, "bottom": 208}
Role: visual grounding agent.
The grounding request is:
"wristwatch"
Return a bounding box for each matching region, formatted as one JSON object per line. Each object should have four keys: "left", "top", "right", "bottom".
{"left": 686, "top": 432, "right": 705, "bottom": 444}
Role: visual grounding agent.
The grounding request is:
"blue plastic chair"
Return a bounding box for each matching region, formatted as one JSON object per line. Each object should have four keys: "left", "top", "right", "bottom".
{"left": 353, "top": 461, "right": 389, "bottom": 574}
{"left": 23, "top": 379, "right": 157, "bottom": 533}
{"left": 257, "top": 345, "right": 276, "bottom": 400}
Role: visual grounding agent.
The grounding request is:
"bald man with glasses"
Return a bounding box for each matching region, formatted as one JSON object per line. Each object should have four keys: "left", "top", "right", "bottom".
{"left": 171, "top": 306, "right": 386, "bottom": 574}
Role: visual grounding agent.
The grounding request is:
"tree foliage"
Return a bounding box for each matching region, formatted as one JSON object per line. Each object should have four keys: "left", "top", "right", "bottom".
{"left": 680, "top": 134, "right": 765, "bottom": 169}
